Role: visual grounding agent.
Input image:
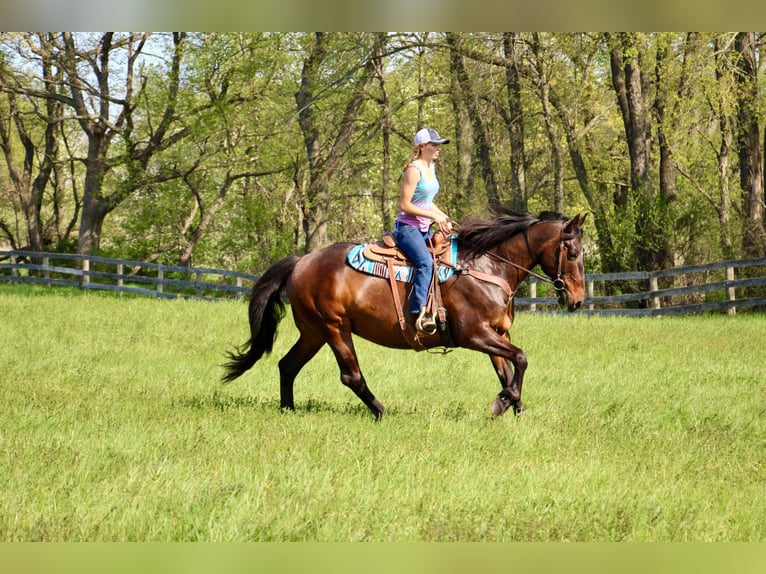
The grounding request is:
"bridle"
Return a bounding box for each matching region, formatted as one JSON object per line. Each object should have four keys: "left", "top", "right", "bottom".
{"left": 505, "top": 225, "right": 579, "bottom": 293}
{"left": 551, "top": 236, "right": 576, "bottom": 292}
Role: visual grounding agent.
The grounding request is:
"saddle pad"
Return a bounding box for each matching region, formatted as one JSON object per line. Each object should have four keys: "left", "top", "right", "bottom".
{"left": 346, "top": 240, "right": 459, "bottom": 284}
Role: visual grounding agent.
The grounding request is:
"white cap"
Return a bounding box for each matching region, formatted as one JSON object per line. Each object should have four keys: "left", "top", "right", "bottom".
{"left": 413, "top": 127, "right": 450, "bottom": 145}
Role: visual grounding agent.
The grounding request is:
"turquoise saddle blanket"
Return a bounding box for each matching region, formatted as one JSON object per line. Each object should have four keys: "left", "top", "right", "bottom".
{"left": 346, "top": 239, "right": 459, "bottom": 284}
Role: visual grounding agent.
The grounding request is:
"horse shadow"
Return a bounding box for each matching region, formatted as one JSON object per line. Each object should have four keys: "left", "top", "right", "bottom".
{"left": 173, "top": 390, "right": 381, "bottom": 418}
{"left": 174, "top": 389, "right": 481, "bottom": 421}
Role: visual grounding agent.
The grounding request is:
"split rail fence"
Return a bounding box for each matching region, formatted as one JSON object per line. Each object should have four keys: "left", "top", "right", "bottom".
{"left": 2, "top": 250, "right": 766, "bottom": 316}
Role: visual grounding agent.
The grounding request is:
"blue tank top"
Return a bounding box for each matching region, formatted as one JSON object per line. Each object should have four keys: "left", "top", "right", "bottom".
{"left": 395, "top": 164, "right": 440, "bottom": 232}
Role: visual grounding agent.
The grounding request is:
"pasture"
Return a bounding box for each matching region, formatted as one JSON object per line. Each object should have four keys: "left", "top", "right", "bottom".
{"left": 1, "top": 286, "right": 764, "bottom": 541}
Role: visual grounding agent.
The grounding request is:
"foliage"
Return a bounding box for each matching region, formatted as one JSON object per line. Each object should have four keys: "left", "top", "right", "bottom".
{"left": 2, "top": 33, "right": 765, "bottom": 271}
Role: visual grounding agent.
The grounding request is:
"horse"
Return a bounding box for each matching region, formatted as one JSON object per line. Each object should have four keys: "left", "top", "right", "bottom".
{"left": 222, "top": 206, "right": 587, "bottom": 419}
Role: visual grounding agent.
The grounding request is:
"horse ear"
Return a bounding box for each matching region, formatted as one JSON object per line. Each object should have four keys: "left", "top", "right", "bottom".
{"left": 562, "top": 213, "right": 588, "bottom": 238}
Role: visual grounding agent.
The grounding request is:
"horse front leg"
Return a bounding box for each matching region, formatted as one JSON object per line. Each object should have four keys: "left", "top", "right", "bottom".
{"left": 489, "top": 348, "right": 527, "bottom": 417}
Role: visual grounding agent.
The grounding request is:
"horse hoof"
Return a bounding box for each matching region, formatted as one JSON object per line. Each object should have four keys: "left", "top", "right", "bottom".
{"left": 491, "top": 397, "right": 510, "bottom": 417}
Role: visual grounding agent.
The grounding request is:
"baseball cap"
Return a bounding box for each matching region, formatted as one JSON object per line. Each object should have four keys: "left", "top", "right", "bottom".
{"left": 413, "top": 127, "right": 450, "bottom": 145}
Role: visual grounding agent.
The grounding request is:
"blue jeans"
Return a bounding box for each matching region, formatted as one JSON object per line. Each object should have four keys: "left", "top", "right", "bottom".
{"left": 394, "top": 222, "right": 433, "bottom": 314}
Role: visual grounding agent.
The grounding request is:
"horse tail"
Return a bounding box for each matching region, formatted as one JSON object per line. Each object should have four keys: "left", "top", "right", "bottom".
{"left": 221, "top": 255, "right": 301, "bottom": 383}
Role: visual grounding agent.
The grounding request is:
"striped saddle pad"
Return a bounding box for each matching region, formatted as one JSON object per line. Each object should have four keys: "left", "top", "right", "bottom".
{"left": 346, "top": 238, "right": 459, "bottom": 284}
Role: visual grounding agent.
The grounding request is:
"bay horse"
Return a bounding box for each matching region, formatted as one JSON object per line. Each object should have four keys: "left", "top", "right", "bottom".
{"left": 222, "top": 207, "right": 587, "bottom": 419}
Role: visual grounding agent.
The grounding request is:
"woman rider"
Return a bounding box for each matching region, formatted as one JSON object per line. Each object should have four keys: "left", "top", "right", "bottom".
{"left": 393, "top": 127, "right": 453, "bottom": 334}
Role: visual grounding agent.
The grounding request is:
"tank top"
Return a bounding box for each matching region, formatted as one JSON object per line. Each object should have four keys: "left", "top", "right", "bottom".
{"left": 395, "top": 163, "right": 440, "bottom": 232}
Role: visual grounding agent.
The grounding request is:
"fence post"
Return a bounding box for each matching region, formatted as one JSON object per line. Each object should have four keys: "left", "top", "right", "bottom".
{"left": 726, "top": 265, "right": 736, "bottom": 316}
{"left": 10, "top": 254, "right": 18, "bottom": 277}
{"left": 82, "top": 258, "right": 90, "bottom": 286}
{"left": 650, "top": 275, "right": 660, "bottom": 310}
{"left": 117, "top": 263, "right": 124, "bottom": 297}
{"left": 587, "top": 279, "right": 594, "bottom": 311}
{"left": 157, "top": 267, "right": 164, "bottom": 297}
{"left": 43, "top": 256, "right": 50, "bottom": 288}
{"left": 236, "top": 277, "right": 243, "bottom": 301}
{"left": 529, "top": 278, "right": 537, "bottom": 312}
{"left": 196, "top": 271, "right": 203, "bottom": 298}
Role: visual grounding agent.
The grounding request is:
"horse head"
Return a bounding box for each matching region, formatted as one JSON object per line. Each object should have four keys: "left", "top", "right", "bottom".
{"left": 536, "top": 213, "right": 587, "bottom": 312}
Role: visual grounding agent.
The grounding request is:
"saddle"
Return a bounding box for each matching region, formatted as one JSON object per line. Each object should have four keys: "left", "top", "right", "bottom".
{"left": 361, "top": 231, "right": 453, "bottom": 265}
{"left": 355, "top": 230, "right": 456, "bottom": 350}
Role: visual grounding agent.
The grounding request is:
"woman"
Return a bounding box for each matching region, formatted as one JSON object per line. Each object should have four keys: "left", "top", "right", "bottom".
{"left": 394, "top": 127, "right": 453, "bottom": 334}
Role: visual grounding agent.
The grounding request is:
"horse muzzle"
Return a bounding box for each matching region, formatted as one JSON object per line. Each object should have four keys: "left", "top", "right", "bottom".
{"left": 558, "top": 289, "right": 583, "bottom": 312}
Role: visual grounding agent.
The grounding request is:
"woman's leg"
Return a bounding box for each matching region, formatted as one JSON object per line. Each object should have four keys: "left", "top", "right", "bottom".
{"left": 394, "top": 224, "right": 433, "bottom": 314}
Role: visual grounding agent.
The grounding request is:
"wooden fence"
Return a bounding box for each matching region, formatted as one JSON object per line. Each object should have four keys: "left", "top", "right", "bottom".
{"left": 0, "top": 250, "right": 254, "bottom": 301}
{"left": 2, "top": 249, "right": 766, "bottom": 315}
{"left": 515, "top": 256, "right": 766, "bottom": 316}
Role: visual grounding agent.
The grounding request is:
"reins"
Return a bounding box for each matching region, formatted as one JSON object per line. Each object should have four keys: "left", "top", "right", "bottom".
{"left": 452, "top": 222, "right": 573, "bottom": 294}
{"left": 478, "top": 241, "right": 558, "bottom": 288}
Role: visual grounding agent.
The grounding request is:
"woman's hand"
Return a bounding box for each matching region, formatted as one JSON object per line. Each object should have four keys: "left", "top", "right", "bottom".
{"left": 432, "top": 212, "right": 453, "bottom": 235}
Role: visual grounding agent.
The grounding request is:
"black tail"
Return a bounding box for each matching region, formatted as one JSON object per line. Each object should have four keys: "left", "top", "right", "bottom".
{"left": 222, "top": 255, "right": 301, "bottom": 383}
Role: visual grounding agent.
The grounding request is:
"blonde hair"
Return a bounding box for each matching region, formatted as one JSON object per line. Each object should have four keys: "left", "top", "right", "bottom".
{"left": 398, "top": 144, "right": 425, "bottom": 182}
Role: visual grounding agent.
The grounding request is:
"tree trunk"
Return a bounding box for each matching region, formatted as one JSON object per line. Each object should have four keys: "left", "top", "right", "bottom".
{"left": 531, "top": 33, "right": 564, "bottom": 213}
{"left": 503, "top": 33, "right": 527, "bottom": 213}
{"left": 372, "top": 32, "right": 393, "bottom": 231}
{"left": 448, "top": 39, "right": 473, "bottom": 221}
{"left": 76, "top": 138, "right": 114, "bottom": 255}
{"left": 651, "top": 37, "right": 675, "bottom": 270}
{"left": 552, "top": 89, "right": 617, "bottom": 271}
{"left": 734, "top": 32, "right": 766, "bottom": 257}
{"left": 714, "top": 36, "right": 734, "bottom": 260}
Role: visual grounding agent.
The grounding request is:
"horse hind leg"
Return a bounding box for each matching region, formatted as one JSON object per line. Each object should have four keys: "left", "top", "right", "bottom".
{"left": 278, "top": 334, "right": 324, "bottom": 411}
{"left": 327, "top": 329, "right": 385, "bottom": 419}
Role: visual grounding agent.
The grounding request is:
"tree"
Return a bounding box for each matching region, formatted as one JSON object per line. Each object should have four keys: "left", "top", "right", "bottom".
{"left": 608, "top": 33, "right": 675, "bottom": 272}
{"left": 294, "top": 32, "right": 383, "bottom": 253}
{"left": 734, "top": 32, "right": 766, "bottom": 257}
{"left": 0, "top": 33, "right": 69, "bottom": 254}
{"left": 446, "top": 32, "right": 500, "bottom": 207}
{"left": 3, "top": 32, "right": 765, "bottom": 276}
{"left": 0, "top": 33, "right": 196, "bottom": 256}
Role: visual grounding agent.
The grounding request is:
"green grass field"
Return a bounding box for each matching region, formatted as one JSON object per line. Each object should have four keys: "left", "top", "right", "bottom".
{"left": 1, "top": 285, "right": 764, "bottom": 541}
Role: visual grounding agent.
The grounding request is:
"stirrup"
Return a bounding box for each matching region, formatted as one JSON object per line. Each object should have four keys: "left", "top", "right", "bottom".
{"left": 415, "top": 307, "right": 437, "bottom": 335}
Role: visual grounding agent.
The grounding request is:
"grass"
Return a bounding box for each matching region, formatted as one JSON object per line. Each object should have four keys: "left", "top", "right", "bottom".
{"left": 1, "top": 285, "right": 765, "bottom": 541}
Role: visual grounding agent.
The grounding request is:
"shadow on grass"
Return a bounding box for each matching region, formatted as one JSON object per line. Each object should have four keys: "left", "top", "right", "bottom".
{"left": 171, "top": 388, "right": 481, "bottom": 421}
{"left": 172, "top": 389, "right": 378, "bottom": 419}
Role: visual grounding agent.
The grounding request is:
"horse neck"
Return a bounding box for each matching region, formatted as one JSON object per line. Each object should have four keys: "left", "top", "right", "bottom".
{"left": 489, "top": 231, "right": 539, "bottom": 289}
{"left": 521, "top": 220, "right": 563, "bottom": 268}
{"left": 498, "top": 221, "right": 561, "bottom": 281}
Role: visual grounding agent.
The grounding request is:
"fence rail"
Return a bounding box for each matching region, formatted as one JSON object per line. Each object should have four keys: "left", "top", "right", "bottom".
{"left": 2, "top": 249, "right": 766, "bottom": 315}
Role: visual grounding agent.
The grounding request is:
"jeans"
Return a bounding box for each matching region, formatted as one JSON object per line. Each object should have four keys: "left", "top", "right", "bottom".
{"left": 394, "top": 222, "right": 433, "bottom": 314}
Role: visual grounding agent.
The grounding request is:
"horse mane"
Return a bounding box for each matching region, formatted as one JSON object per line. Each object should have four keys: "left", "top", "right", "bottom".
{"left": 458, "top": 205, "right": 568, "bottom": 261}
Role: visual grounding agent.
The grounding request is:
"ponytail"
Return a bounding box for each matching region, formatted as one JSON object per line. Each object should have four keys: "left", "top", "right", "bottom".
{"left": 398, "top": 144, "right": 424, "bottom": 182}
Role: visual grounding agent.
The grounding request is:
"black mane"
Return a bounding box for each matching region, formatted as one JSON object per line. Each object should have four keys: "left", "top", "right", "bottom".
{"left": 458, "top": 205, "right": 567, "bottom": 261}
